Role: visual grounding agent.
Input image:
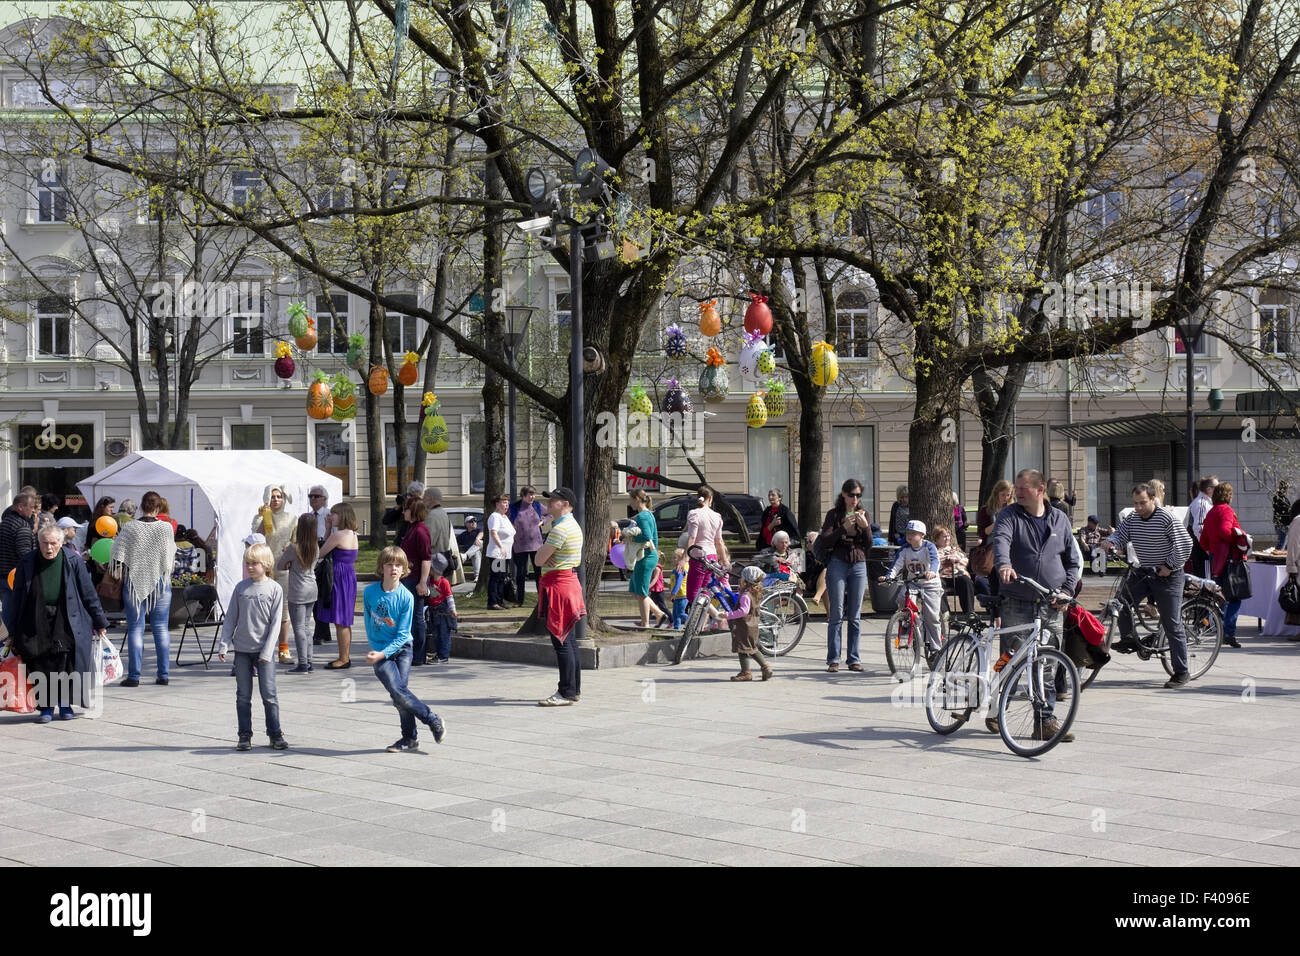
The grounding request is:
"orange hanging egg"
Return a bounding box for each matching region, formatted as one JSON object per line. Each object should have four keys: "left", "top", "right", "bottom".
{"left": 295, "top": 329, "right": 317, "bottom": 351}
{"left": 307, "top": 372, "right": 333, "bottom": 420}
{"left": 698, "top": 299, "right": 721, "bottom": 337}
{"left": 368, "top": 365, "right": 389, "bottom": 395}
{"left": 397, "top": 350, "right": 418, "bottom": 386}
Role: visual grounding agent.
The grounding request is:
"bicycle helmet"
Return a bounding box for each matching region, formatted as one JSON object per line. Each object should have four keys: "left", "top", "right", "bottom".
{"left": 741, "top": 565, "right": 765, "bottom": 584}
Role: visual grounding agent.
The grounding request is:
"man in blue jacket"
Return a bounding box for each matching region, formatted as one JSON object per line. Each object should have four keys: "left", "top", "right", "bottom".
{"left": 991, "top": 469, "right": 1080, "bottom": 742}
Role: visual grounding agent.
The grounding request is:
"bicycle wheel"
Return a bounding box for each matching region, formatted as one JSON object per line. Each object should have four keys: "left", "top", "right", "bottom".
{"left": 884, "top": 610, "right": 919, "bottom": 679}
{"left": 997, "top": 648, "right": 1080, "bottom": 758}
{"left": 757, "top": 589, "right": 808, "bottom": 657}
{"left": 1081, "top": 606, "right": 1118, "bottom": 690}
{"left": 673, "top": 594, "right": 710, "bottom": 664}
{"left": 925, "top": 635, "right": 979, "bottom": 734}
{"left": 1162, "top": 596, "right": 1223, "bottom": 680}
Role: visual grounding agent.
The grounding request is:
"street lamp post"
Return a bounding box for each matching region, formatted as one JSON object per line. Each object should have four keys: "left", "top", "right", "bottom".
{"left": 504, "top": 305, "right": 536, "bottom": 494}
{"left": 1178, "top": 304, "right": 1208, "bottom": 500}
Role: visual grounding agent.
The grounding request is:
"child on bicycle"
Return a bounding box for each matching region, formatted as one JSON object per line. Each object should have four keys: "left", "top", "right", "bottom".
{"left": 707, "top": 565, "right": 771, "bottom": 681}
{"left": 879, "top": 520, "right": 945, "bottom": 652}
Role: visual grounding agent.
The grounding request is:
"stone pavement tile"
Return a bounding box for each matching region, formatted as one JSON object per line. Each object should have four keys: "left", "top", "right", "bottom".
{"left": 707, "top": 844, "right": 847, "bottom": 866}
{"left": 1258, "top": 830, "right": 1300, "bottom": 849}
{"left": 156, "top": 844, "right": 307, "bottom": 866}
{"left": 1135, "top": 830, "right": 1256, "bottom": 857}
{"left": 519, "top": 838, "right": 652, "bottom": 865}
{"left": 955, "top": 845, "right": 1079, "bottom": 866}
{"left": 531, "top": 817, "right": 629, "bottom": 841}
{"left": 1184, "top": 855, "right": 1276, "bottom": 866}
{"left": 1019, "top": 832, "right": 1211, "bottom": 866}
{"left": 481, "top": 852, "right": 573, "bottom": 866}
{"left": 1219, "top": 843, "right": 1300, "bottom": 865}
{"left": 80, "top": 830, "right": 214, "bottom": 859}
{"left": 3, "top": 841, "right": 152, "bottom": 866}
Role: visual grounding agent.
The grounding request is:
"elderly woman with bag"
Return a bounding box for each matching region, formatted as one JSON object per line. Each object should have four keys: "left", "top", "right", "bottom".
{"left": 3, "top": 523, "right": 109, "bottom": 721}
{"left": 1199, "top": 481, "right": 1250, "bottom": 649}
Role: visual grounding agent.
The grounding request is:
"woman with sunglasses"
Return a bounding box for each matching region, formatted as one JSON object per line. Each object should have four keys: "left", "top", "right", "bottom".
{"left": 819, "top": 479, "right": 872, "bottom": 672}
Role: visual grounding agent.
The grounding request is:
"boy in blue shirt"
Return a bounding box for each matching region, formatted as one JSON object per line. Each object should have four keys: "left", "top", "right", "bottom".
{"left": 364, "top": 547, "right": 446, "bottom": 753}
{"left": 879, "top": 520, "right": 945, "bottom": 655}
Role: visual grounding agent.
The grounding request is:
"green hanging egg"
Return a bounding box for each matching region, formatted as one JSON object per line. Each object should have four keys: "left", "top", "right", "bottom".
{"left": 628, "top": 385, "right": 653, "bottom": 416}
{"left": 764, "top": 379, "right": 786, "bottom": 417}
{"left": 421, "top": 411, "right": 450, "bottom": 453}
{"left": 699, "top": 364, "right": 729, "bottom": 403}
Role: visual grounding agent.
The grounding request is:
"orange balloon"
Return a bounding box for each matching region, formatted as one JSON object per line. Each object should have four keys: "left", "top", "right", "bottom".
{"left": 95, "top": 515, "right": 118, "bottom": 538}
{"left": 6, "top": 569, "right": 13, "bottom": 589}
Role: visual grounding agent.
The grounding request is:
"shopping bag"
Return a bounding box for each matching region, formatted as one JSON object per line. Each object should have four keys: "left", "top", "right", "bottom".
{"left": 1218, "top": 561, "right": 1252, "bottom": 602}
{"left": 0, "top": 647, "right": 35, "bottom": 714}
{"left": 95, "top": 633, "right": 124, "bottom": 686}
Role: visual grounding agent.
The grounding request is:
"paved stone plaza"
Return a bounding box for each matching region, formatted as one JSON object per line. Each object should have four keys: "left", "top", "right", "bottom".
{"left": 3, "top": 618, "right": 1300, "bottom": 867}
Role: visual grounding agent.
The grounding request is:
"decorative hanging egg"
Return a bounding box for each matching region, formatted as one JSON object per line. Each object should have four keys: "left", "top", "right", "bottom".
{"left": 738, "top": 331, "right": 766, "bottom": 379}
{"left": 273, "top": 341, "right": 295, "bottom": 379}
{"left": 664, "top": 323, "right": 687, "bottom": 358}
{"left": 294, "top": 317, "right": 317, "bottom": 351}
{"left": 746, "top": 391, "right": 769, "bottom": 427}
{"left": 368, "top": 365, "right": 389, "bottom": 395}
{"left": 628, "top": 385, "right": 653, "bottom": 417}
{"left": 329, "top": 373, "right": 356, "bottom": 421}
{"left": 810, "top": 340, "right": 839, "bottom": 386}
{"left": 397, "top": 350, "right": 419, "bottom": 387}
{"left": 420, "top": 392, "right": 449, "bottom": 453}
{"left": 287, "top": 301, "right": 310, "bottom": 339}
{"left": 698, "top": 300, "right": 721, "bottom": 337}
{"left": 756, "top": 344, "right": 776, "bottom": 375}
{"left": 764, "top": 378, "right": 787, "bottom": 417}
{"left": 346, "top": 333, "right": 368, "bottom": 372}
{"left": 307, "top": 371, "right": 333, "bottom": 420}
{"left": 744, "top": 293, "right": 773, "bottom": 336}
{"left": 662, "top": 378, "right": 692, "bottom": 415}
{"left": 699, "top": 346, "right": 729, "bottom": 402}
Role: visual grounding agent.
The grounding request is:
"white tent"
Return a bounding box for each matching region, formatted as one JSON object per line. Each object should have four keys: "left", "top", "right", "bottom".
{"left": 77, "top": 450, "right": 343, "bottom": 609}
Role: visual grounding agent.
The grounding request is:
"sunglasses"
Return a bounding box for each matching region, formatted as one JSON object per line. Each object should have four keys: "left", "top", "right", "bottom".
{"left": 845, "top": 492, "right": 862, "bottom": 498}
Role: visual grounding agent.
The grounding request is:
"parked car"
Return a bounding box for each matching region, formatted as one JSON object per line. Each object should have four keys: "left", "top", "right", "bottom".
{"left": 653, "top": 493, "right": 764, "bottom": 535}
{"left": 444, "top": 507, "right": 485, "bottom": 535}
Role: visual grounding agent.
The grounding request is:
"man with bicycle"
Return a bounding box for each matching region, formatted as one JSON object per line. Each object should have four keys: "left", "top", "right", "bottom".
{"left": 990, "top": 469, "right": 1080, "bottom": 742}
{"left": 1100, "top": 483, "right": 1194, "bottom": 688}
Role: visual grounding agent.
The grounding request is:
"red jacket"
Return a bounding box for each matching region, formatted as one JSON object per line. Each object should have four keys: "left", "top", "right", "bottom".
{"left": 1199, "top": 503, "right": 1249, "bottom": 577}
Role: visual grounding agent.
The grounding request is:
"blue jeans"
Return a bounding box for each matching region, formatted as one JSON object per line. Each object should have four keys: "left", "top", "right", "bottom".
{"left": 998, "top": 597, "right": 1061, "bottom": 720}
{"left": 429, "top": 607, "right": 452, "bottom": 659}
{"left": 1223, "top": 599, "right": 1241, "bottom": 639}
{"left": 233, "top": 651, "right": 281, "bottom": 739}
{"left": 825, "top": 558, "right": 867, "bottom": 665}
{"left": 125, "top": 582, "right": 171, "bottom": 682}
{"left": 373, "top": 645, "right": 437, "bottom": 742}
{"left": 1119, "top": 570, "right": 1188, "bottom": 675}
{"left": 403, "top": 579, "right": 427, "bottom": 663}
{"left": 671, "top": 597, "right": 689, "bottom": 628}
{"left": 1277, "top": 524, "right": 1288, "bottom": 551}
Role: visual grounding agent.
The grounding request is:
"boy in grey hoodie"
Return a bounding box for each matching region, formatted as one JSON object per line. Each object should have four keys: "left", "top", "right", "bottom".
{"left": 219, "top": 544, "right": 288, "bottom": 751}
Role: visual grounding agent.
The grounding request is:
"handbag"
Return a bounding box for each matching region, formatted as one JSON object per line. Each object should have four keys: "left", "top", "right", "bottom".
{"left": 1278, "top": 575, "right": 1300, "bottom": 614}
{"left": 812, "top": 531, "right": 833, "bottom": 565}
{"left": 1218, "top": 560, "right": 1252, "bottom": 602}
{"left": 0, "top": 647, "right": 35, "bottom": 714}
{"left": 97, "top": 567, "right": 122, "bottom": 603}
{"left": 968, "top": 542, "right": 995, "bottom": 577}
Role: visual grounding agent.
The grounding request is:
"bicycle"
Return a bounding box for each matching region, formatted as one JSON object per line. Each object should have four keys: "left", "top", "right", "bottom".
{"left": 1082, "top": 564, "right": 1223, "bottom": 689}
{"left": 923, "top": 576, "right": 1081, "bottom": 757}
{"left": 672, "top": 545, "right": 808, "bottom": 663}
{"left": 882, "top": 573, "right": 949, "bottom": 680}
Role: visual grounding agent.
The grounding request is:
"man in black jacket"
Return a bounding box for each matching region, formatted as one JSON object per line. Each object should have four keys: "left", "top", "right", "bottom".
{"left": 0, "top": 491, "right": 39, "bottom": 617}
{"left": 991, "top": 469, "right": 1080, "bottom": 742}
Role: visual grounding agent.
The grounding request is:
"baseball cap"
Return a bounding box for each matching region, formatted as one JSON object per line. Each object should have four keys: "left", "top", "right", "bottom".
{"left": 543, "top": 487, "right": 577, "bottom": 505}
{"left": 242, "top": 532, "right": 266, "bottom": 547}
{"left": 905, "top": 519, "right": 926, "bottom": 535}
{"left": 56, "top": 516, "right": 79, "bottom": 529}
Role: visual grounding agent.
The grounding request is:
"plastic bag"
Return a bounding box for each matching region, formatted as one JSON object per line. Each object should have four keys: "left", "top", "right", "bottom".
{"left": 96, "top": 633, "right": 123, "bottom": 686}
{"left": 0, "top": 647, "right": 35, "bottom": 714}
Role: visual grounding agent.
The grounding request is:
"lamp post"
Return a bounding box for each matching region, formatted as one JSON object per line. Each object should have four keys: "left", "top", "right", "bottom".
{"left": 504, "top": 305, "right": 536, "bottom": 494}
{"left": 1177, "top": 304, "right": 1208, "bottom": 500}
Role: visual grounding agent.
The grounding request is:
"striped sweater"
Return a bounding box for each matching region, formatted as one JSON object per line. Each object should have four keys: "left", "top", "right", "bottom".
{"left": 1106, "top": 507, "right": 1192, "bottom": 569}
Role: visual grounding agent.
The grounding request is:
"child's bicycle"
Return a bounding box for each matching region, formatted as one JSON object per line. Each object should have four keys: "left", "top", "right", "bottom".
{"left": 672, "top": 545, "right": 808, "bottom": 663}
{"left": 882, "top": 573, "right": 949, "bottom": 680}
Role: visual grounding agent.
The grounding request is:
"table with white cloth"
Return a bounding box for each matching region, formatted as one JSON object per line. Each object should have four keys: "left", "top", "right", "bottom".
{"left": 1237, "top": 562, "right": 1300, "bottom": 636}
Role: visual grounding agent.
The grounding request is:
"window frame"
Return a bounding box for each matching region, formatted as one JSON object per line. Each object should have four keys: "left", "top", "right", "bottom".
{"left": 34, "top": 292, "right": 72, "bottom": 358}
{"left": 231, "top": 169, "right": 266, "bottom": 211}
{"left": 315, "top": 293, "right": 349, "bottom": 355}
{"left": 230, "top": 284, "right": 267, "bottom": 357}
{"left": 35, "top": 160, "right": 68, "bottom": 223}
{"left": 1259, "top": 291, "right": 1292, "bottom": 357}
{"left": 833, "top": 289, "right": 877, "bottom": 360}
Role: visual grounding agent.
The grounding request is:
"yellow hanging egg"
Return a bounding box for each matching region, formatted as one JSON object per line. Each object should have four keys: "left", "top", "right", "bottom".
{"left": 746, "top": 392, "right": 768, "bottom": 427}
{"left": 810, "top": 340, "right": 839, "bottom": 386}
{"left": 421, "top": 413, "right": 450, "bottom": 453}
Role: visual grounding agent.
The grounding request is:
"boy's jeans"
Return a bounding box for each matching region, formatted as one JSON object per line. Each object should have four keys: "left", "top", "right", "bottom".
{"left": 125, "top": 582, "right": 172, "bottom": 682}
{"left": 429, "top": 607, "right": 452, "bottom": 660}
{"left": 671, "top": 597, "right": 689, "bottom": 627}
{"left": 233, "top": 651, "right": 281, "bottom": 739}
{"left": 373, "top": 645, "right": 436, "bottom": 741}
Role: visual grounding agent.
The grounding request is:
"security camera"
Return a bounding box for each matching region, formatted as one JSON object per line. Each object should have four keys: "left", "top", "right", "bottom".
{"left": 514, "top": 215, "right": 553, "bottom": 237}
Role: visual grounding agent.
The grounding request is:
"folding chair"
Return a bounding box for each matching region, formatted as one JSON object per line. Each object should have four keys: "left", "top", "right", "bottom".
{"left": 173, "top": 584, "right": 224, "bottom": 668}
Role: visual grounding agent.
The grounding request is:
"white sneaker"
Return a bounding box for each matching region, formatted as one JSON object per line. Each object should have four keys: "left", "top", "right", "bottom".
{"left": 538, "top": 694, "right": 575, "bottom": 707}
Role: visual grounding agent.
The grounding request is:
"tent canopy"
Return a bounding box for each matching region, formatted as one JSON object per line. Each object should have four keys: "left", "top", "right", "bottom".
{"left": 77, "top": 450, "right": 343, "bottom": 610}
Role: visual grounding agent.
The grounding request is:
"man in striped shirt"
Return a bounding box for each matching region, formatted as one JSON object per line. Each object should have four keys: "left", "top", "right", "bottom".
{"left": 1100, "top": 483, "right": 1195, "bottom": 687}
{"left": 535, "top": 487, "right": 586, "bottom": 706}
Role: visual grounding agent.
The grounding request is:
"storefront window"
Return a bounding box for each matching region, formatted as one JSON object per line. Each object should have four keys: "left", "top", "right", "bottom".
{"left": 16, "top": 422, "right": 95, "bottom": 521}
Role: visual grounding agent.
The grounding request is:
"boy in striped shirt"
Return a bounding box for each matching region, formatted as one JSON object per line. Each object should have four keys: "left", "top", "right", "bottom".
{"left": 1100, "top": 483, "right": 1194, "bottom": 687}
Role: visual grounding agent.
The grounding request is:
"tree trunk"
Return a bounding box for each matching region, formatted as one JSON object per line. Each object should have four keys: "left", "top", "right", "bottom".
{"left": 480, "top": 159, "right": 508, "bottom": 594}
{"left": 908, "top": 357, "right": 961, "bottom": 536}
{"left": 365, "top": 293, "right": 386, "bottom": 547}
{"left": 412, "top": 257, "right": 448, "bottom": 484}
{"left": 973, "top": 364, "right": 1029, "bottom": 508}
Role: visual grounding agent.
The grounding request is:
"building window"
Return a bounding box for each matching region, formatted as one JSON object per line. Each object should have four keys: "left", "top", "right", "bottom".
{"left": 467, "top": 420, "right": 486, "bottom": 493}
{"left": 554, "top": 287, "right": 571, "bottom": 353}
{"left": 1001, "top": 424, "right": 1044, "bottom": 481}
{"left": 229, "top": 423, "right": 266, "bottom": 450}
{"left": 384, "top": 293, "right": 420, "bottom": 356}
{"left": 1173, "top": 327, "right": 1208, "bottom": 357}
{"left": 36, "top": 294, "right": 71, "bottom": 356}
{"left": 36, "top": 162, "right": 67, "bottom": 222}
{"left": 384, "top": 422, "right": 420, "bottom": 494}
{"left": 1083, "top": 183, "right": 1121, "bottom": 228}
{"left": 314, "top": 422, "right": 350, "bottom": 494}
{"left": 747, "top": 427, "right": 789, "bottom": 500}
{"left": 315, "top": 294, "right": 348, "bottom": 354}
{"left": 231, "top": 286, "right": 266, "bottom": 355}
{"left": 832, "top": 425, "right": 876, "bottom": 517}
{"left": 834, "top": 289, "right": 876, "bottom": 359}
{"left": 1168, "top": 171, "right": 1202, "bottom": 222}
{"left": 232, "top": 170, "right": 264, "bottom": 210}
{"left": 1260, "top": 290, "right": 1292, "bottom": 356}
